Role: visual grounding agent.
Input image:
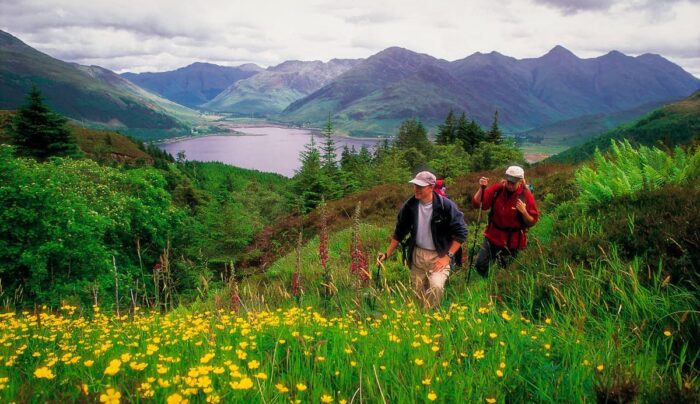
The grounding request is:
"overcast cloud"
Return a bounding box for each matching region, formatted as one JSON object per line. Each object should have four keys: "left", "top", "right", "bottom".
{"left": 1, "top": 0, "right": 698, "bottom": 76}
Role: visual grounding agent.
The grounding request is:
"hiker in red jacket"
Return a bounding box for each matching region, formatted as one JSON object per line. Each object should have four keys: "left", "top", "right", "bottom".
{"left": 471, "top": 166, "right": 539, "bottom": 276}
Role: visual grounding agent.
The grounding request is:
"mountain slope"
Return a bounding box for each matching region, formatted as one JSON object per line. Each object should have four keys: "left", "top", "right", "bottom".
{"left": 202, "top": 59, "right": 361, "bottom": 116}
{"left": 546, "top": 90, "right": 700, "bottom": 164}
{"left": 281, "top": 46, "right": 700, "bottom": 136}
{"left": 122, "top": 62, "right": 262, "bottom": 108}
{"left": 0, "top": 30, "right": 199, "bottom": 132}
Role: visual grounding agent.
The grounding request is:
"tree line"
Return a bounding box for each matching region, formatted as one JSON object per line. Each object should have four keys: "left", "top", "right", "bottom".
{"left": 292, "top": 110, "right": 524, "bottom": 212}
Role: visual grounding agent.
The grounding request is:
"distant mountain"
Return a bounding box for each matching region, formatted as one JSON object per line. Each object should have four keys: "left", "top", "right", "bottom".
{"left": 122, "top": 62, "right": 263, "bottom": 108}
{"left": 547, "top": 90, "right": 700, "bottom": 164}
{"left": 202, "top": 59, "right": 362, "bottom": 116}
{"left": 0, "top": 30, "right": 199, "bottom": 132}
{"left": 281, "top": 46, "right": 700, "bottom": 136}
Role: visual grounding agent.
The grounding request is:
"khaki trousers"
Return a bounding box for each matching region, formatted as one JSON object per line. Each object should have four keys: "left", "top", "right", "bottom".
{"left": 411, "top": 247, "right": 450, "bottom": 309}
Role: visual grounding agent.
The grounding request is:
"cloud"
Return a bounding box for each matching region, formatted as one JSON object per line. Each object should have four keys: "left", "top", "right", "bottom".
{"left": 0, "top": 0, "right": 698, "bottom": 76}
{"left": 531, "top": 0, "right": 613, "bottom": 14}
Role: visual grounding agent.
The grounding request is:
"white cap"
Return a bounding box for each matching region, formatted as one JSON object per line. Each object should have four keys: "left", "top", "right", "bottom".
{"left": 505, "top": 166, "right": 525, "bottom": 182}
{"left": 408, "top": 171, "right": 436, "bottom": 186}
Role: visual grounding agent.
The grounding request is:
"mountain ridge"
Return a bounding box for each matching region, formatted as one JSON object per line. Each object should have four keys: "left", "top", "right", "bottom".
{"left": 122, "top": 62, "right": 263, "bottom": 108}
{"left": 280, "top": 45, "right": 700, "bottom": 135}
{"left": 0, "top": 30, "right": 200, "bottom": 133}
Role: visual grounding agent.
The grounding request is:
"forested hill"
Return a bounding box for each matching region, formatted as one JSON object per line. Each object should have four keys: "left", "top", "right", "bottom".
{"left": 548, "top": 90, "right": 700, "bottom": 164}
{"left": 0, "top": 30, "right": 200, "bottom": 134}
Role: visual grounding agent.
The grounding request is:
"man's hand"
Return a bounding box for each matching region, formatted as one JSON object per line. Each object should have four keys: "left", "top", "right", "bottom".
{"left": 432, "top": 255, "right": 451, "bottom": 273}
{"left": 515, "top": 199, "right": 527, "bottom": 214}
{"left": 479, "top": 177, "right": 489, "bottom": 187}
{"left": 377, "top": 253, "right": 387, "bottom": 264}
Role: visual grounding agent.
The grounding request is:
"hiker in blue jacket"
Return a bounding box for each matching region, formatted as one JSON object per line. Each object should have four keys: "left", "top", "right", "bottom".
{"left": 378, "top": 171, "right": 468, "bottom": 309}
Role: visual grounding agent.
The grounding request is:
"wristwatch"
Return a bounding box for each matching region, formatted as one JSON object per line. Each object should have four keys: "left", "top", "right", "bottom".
{"left": 447, "top": 252, "right": 454, "bottom": 259}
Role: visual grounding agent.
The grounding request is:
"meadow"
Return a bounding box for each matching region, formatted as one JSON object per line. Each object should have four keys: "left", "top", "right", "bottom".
{"left": 1, "top": 140, "right": 698, "bottom": 403}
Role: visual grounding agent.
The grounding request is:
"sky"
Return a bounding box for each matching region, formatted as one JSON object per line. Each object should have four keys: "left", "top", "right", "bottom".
{"left": 1, "top": 0, "right": 699, "bottom": 77}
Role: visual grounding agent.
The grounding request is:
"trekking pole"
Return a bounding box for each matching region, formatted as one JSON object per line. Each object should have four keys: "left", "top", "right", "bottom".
{"left": 374, "top": 255, "right": 384, "bottom": 290}
{"left": 466, "top": 184, "right": 486, "bottom": 283}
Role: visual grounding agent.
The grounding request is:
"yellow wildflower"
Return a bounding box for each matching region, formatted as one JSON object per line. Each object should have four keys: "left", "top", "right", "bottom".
{"left": 247, "top": 359, "right": 260, "bottom": 369}
{"left": 321, "top": 394, "right": 334, "bottom": 403}
{"left": 275, "top": 383, "right": 289, "bottom": 393}
{"left": 296, "top": 383, "right": 307, "bottom": 391}
{"left": 167, "top": 393, "right": 188, "bottom": 404}
{"left": 99, "top": 388, "right": 121, "bottom": 404}
{"left": 34, "top": 366, "right": 55, "bottom": 379}
{"left": 473, "top": 350, "right": 485, "bottom": 360}
{"left": 486, "top": 398, "right": 497, "bottom": 403}
{"left": 104, "top": 359, "right": 122, "bottom": 376}
{"left": 501, "top": 311, "right": 512, "bottom": 321}
{"left": 230, "top": 377, "right": 254, "bottom": 390}
{"left": 496, "top": 369, "right": 504, "bottom": 377}
{"left": 201, "top": 353, "right": 215, "bottom": 364}
{"left": 428, "top": 392, "right": 437, "bottom": 401}
{"left": 664, "top": 330, "right": 672, "bottom": 337}
{"left": 414, "top": 358, "right": 424, "bottom": 366}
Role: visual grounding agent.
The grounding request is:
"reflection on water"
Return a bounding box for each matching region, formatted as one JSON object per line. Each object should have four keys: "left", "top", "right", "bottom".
{"left": 158, "top": 127, "right": 382, "bottom": 177}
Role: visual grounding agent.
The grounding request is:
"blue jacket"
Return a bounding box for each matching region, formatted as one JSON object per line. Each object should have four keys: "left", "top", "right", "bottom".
{"left": 392, "top": 192, "right": 468, "bottom": 266}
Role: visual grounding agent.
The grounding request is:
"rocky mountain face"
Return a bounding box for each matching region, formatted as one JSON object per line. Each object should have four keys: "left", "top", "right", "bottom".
{"left": 281, "top": 45, "right": 700, "bottom": 135}
{"left": 122, "top": 62, "right": 263, "bottom": 108}
{"left": 202, "top": 58, "right": 362, "bottom": 115}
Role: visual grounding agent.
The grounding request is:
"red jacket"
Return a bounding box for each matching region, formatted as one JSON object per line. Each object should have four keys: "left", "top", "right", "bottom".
{"left": 472, "top": 183, "right": 539, "bottom": 250}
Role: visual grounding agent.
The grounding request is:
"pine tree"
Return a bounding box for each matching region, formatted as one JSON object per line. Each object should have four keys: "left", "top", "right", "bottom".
{"left": 436, "top": 109, "right": 456, "bottom": 145}
{"left": 11, "top": 85, "right": 80, "bottom": 160}
{"left": 319, "top": 115, "right": 342, "bottom": 199}
{"left": 486, "top": 110, "right": 503, "bottom": 145}
{"left": 320, "top": 114, "right": 337, "bottom": 171}
{"left": 293, "top": 136, "right": 323, "bottom": 212}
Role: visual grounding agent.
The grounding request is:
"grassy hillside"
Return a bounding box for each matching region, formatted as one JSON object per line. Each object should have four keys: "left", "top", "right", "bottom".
{"left": 2, "top": 143, "right": 698, "bottom": 402}
{"left": 518, "top": 99, "right": 672, "bottom": 147}
{"left": 547, "top": 90, "right": 700, "bottom": 164}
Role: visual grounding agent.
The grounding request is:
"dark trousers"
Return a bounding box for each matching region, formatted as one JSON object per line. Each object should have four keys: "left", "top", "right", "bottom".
{"left": 475, "top": 238, "right": 518, "bottom": 277}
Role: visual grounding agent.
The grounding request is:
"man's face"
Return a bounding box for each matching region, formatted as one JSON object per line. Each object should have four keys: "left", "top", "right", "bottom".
{"left": 505, "top": 179, "right": 520, "bottom": 192}
{"left": 414, "top": 184, "right": 433, "bottom": 201}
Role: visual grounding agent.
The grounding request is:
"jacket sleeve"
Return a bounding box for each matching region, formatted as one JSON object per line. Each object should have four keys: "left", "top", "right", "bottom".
{"left": 447, "top": 200, "right": 468, "bottom": 243}
{"left": 472, "top": 184, "right": 500, "bottom": 210}
{"left": 525, "top": 190, "right": 540, "bottom": 226}
{"left": 392, "top": 199, "right": 412, "bottom": 241}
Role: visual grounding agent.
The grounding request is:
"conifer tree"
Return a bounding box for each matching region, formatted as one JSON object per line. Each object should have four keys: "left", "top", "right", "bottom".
{"left": 11, "top": 85, "right": 80, "bottom": 160}
{"left": 436, "top": 109, "right": 456, "bottom": 145}
{"left": 320, "top": 114, "right": 337, "bottom": 171}
{"left": 293, "top": 136, "right": 325, "bottom": 212}
{"left": 455, "top": 112, "right": 484, "bottom": 153}
{"left": 486, "top": 110, "right": 503, "bottom": 145}
{"left": 394, "top": 118, "right": 432, "bottom": 171}
{"left": 318, "top": 115, "right": 342, "bottom": 199}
